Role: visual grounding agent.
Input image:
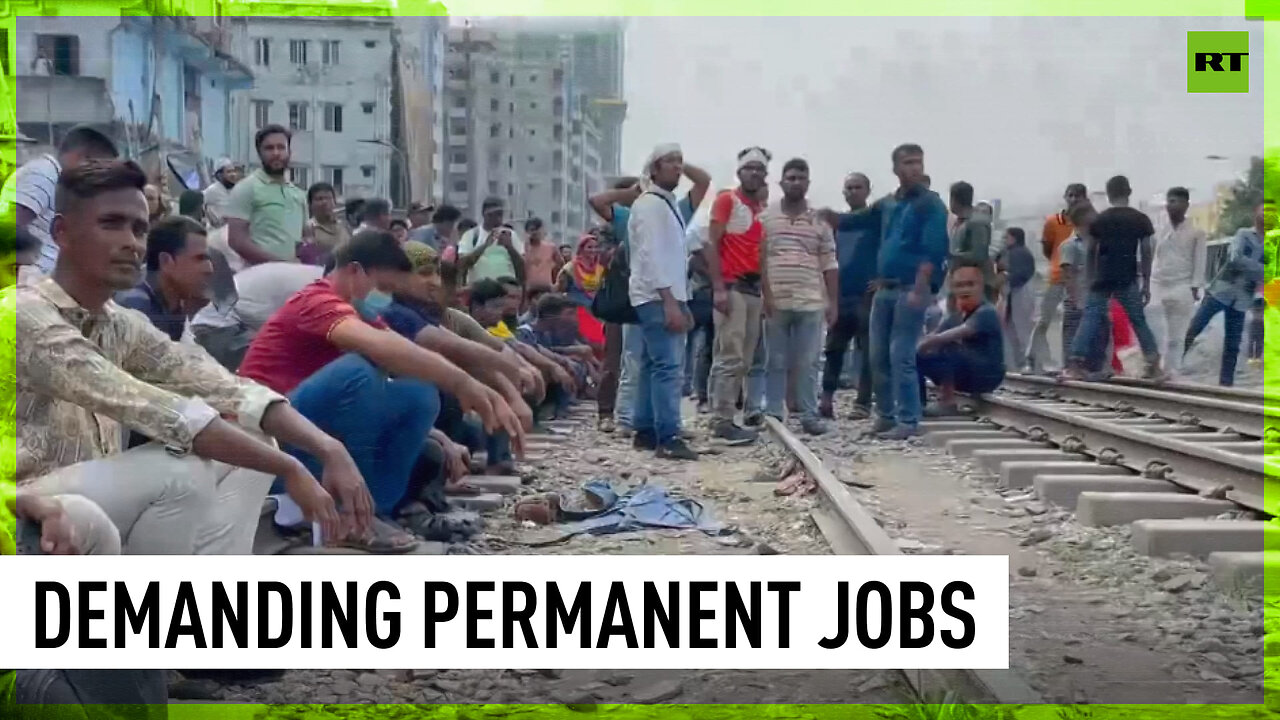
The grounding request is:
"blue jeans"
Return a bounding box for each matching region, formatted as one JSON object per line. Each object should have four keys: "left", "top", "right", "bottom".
{"left": 615, "top": 323, "right": 646, "bottom": 428}
{"left": 765, "top": 309, "right": 825, "bottom": 421}
{"left": 869, "top": 286, "right": 931, "bottom": 428}
{"left": 283, "top": 354, "right": 440, "bottom": 515}
{"left": 633, "top": 300, "right": 689, "bottom": 445}
{"left": 1069, "top": 282, "right": 1159, "bottom": 366}
{"left": 917, "top": 346, "right": 1005, "bottom": 400}
{"left": 1185, "top": 295, "right": 1245, "bottom": 386}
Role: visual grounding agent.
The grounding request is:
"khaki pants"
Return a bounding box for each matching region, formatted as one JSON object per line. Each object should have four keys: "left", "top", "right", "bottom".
{"left": 709, "top": 289, "right": 763, "bottom": 421}
{"left": 22, "top": 443, "right": 274, "bottom": 555}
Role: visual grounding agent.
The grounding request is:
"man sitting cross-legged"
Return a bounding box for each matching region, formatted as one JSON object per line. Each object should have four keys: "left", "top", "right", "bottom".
{"left": 16, "top": 159, "right": 367, "bottom": 555}
{"left": 915, "top": 260, "right": 1007, "bottom": 417}
{"left": 238, "top": 230, "right": 525, "bottom": 548}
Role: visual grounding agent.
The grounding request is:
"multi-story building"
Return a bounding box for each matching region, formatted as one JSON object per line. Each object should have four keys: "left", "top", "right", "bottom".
{"left": 394, "top": 15, "right": 448, "bottom": 206}
{"left": 443, "top": 24, "right": 610, "bottom": 246}
{"left": 14, "top": 13, "right": 252, "bottom": 190}
{"left": 225, "top": 10, "right": 398, "bottom": 204}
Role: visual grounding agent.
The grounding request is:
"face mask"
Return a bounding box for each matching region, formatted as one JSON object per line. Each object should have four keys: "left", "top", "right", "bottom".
{"left": 354, "top": 289, "right": 393, "bottom": 321}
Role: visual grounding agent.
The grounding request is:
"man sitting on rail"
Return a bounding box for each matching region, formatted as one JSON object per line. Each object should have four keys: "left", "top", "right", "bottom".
{"left": 915, "top": 259, "right": 1007, "bottom": 417}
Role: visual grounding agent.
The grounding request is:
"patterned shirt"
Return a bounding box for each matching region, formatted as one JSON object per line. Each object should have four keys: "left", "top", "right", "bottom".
{"left": 760, "top": 205, "right": 838, "bottom": 312}
{"left": 15, "top": 278, "right": 285, "bottom": 484}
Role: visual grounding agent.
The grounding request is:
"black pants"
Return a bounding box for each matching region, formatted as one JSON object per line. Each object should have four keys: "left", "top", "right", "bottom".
{"left": 823, "top": 295, "right": 872, "bottom": 407}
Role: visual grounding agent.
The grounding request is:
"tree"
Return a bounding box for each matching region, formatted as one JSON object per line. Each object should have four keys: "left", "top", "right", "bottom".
{"left": 1216, "top": 155, "right": 1264, "bottom": 237}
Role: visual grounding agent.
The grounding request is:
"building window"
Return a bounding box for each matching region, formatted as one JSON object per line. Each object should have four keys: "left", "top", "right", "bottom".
{"left": 529, "top": 129, "right": 536, "bottom": 137}
{"left": 364, "top": 40, "right": 377, "bottom": 49}
{"left": 507, "top": 155, "right": 513, "bottom": 169}
{"left": 361, "top": 165, "right": 374, "bottom": 178}
{"left": 252, "top": 100, "right": 272, "bottom": 130}
{"left": 489, "top": 70, "right": 500, "bottom": 83}
{"left": 452, "top": 94, "right": 466, "bottom": 108}
{"left": 321, "top": 40, "right": 340, "bottom": 65}
{"left": 489, "top": 98, "right": 499, "bottom": 112}
{"left": 289, "top": 166, "right": 309, "bottom": 188}
{"left": 323, "top": 166, "right": 344, "bottom": 195}
{"left": 552, "top": 178, "right": 563, "bottom": 197}
{"left": 551, "top": 211, "right": 561, "bottom": 224}
{"left": 449, "top": 120, "right": 466, "bottom": 136}
{"left": 489, "top": 123, "right": 500, "bottom": 138}
{"left": 453, "top": 179, "right": 467, "bottom": 193}
{"left": 508, "top": 102, "right": 514, "bottom": 114}
{"left": 488, "top": 181, "right": 499, "bottom": 195}
{"left": 361, "top": 102, "right": 375, "bottom": 114}
{"left": 507, "top": 183, "right": 513, "bottom": 197}
{"left": 0, "top": 29, "right": 9, "bottom": 75}
{"left": 527, "top": 155, "right": 534, "bottom": 164}
{"left": 553, "top": 68, "right": 564, "bottom": 85}
{"left": 322, "top": 103, "right": 343, "bottom": 132}
{"left": 554, "top": 124, "right": 563, "bottom": 141}
{"left": 451, "top": 150, "right": 466, "bottom": 164}
{"left": 530, "top": 102, "right": 537, "bottom": 110}
{"left": 249, "top": 38, "right": 270, "bottom": 68}
{"left": 529, "top": 74, "right": 537, "bottom": 83}
{"left": 289, "top": 40, "right": 308, "bottom": 65}
{"left": 34, "top": 34, "right": 79, "bottom": 76}
{"left": 287, "top": 102, "right": 309, "bottom": 131}
{"left": 508, "top": 74, "right": 514, "bottom": 87}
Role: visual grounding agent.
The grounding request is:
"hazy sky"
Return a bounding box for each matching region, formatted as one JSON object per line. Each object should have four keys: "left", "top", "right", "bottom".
{"left": 619, "top": 16, "right": 1263, "bottom": 215}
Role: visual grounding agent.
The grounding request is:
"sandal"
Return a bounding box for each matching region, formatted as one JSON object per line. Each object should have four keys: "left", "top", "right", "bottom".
{"left": 333, "top": 518, "right": 418, "bottom": 554}
{"left": 514, "top": 493, "right": 562, "bottom": 525}
{"left": 847, "top": 405, "right": 872, "bottom": 421}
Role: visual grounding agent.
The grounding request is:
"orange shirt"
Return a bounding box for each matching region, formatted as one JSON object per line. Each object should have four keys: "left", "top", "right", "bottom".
{"left": 1041, "top": 212, "right": 1075, "bottom": 286}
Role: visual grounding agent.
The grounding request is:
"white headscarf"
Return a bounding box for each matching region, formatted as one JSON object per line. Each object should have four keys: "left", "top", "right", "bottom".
{"left": 641, "top": 143, "right": 682, "bottom": 189}
{"left": 738, "top": 148, "right": 770, "bottom": 171}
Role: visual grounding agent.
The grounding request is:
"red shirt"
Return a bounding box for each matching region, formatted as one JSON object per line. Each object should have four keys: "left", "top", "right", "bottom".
{"left": 239, "top": 278, "right": 387, "bottom": 394}
{"left": 710, "top": 188, "right": 764, "bottom": 282}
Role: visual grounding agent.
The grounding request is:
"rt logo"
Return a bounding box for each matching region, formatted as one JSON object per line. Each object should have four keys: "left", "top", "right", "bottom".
{"left": 1187, "top": 31, "right": 1250, "bottom": 93}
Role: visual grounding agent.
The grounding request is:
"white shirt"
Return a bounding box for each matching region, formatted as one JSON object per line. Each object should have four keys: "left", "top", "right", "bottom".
{"left": 628, "top": 187, "right": 690, "bottom": 305}
{"left": 234, "top": 262, "right": 324, "bottom": 332}
{"left": 1151, "top": 219, "right": 1208, "bottom": 290}
{"left": 3, "top": 154, "right": 61, "bottom": 273}
{"left": 203, "top": 181, "right": 233, "bottom": 228}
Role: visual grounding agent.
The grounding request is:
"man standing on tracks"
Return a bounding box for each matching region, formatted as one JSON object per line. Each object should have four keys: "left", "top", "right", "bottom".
{"left": 1063, "top": 175, "right": 1167, "bottom": 382}
{"left": 1024, "top": 183, "right": 1088, "bottom": 374}
{"left": 704, "top": 146, "right": 772, "bottom": 445}
{"left": 819, "top": 172, "right": 879, "bottom": 421}
{"left": 868, "top": 143, "right": 950, "bottom": 439}
{"left": 1150, "top": 186, "right": 1207, "bottom": 378}
{"left": 627, "top": 144, "right": 699, "bottom": 461}
{"left": 760, "top": 158, "right": 839, "bottom": 436}
{"left": 1183, "top": 201, "right": 1268, "bottom": 387}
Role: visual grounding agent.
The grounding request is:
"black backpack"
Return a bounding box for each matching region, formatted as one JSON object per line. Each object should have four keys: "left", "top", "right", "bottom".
{"left": 592, "top": 242, "right": 639, "bottom": 324}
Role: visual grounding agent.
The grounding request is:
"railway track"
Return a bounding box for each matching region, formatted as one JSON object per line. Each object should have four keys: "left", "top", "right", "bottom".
{"left": 993, "top": 374, "right": 1273, "bottom": 515}
{"left": 762, "top": 416, "right": 1042, "bottom": 706}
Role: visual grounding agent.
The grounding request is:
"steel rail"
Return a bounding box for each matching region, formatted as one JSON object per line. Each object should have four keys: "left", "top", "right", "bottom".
{"left": 1002, "top": 373, "right": 1271, "bottom": 439}
{"left": 763, "top": 417, "right": 1041, "bottom": 705}
{"left": 972, "top": 394, "right": 1273, "bottom": 515}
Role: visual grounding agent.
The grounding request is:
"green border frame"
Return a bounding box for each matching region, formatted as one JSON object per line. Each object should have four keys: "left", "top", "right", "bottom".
{"left": 2, "top": 0, "right": 1277, "bottom": 717}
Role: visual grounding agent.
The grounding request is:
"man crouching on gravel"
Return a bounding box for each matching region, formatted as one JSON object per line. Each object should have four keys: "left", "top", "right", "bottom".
{"left": 914, "top": 260, "right": 1007, "bottom": 417}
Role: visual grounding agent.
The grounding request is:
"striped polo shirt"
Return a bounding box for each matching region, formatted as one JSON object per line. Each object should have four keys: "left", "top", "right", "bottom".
{"left": 761, "top": 204, "right": 838, "bottom": 312}
{"left": 4, "top": 155, "right": 61, "bottom": 273}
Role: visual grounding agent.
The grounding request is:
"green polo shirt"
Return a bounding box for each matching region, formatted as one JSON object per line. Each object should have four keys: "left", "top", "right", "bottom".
{"left": 224, "top": 169, "right": 307, "bottom": 262}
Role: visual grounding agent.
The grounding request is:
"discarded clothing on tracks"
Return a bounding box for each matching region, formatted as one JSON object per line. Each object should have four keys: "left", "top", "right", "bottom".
{"left": 514, "top": 479, "right": 727, "bottom": 544}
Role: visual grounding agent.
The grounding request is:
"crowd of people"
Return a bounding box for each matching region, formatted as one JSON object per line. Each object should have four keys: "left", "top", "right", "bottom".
{"left": 0, "top": 120, "right": 1273, "bottom": 709}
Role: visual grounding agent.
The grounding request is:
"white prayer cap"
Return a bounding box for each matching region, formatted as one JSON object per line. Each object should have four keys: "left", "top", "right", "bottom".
{"left": 641, "top": 143, "right": 682, "bottom": 187}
